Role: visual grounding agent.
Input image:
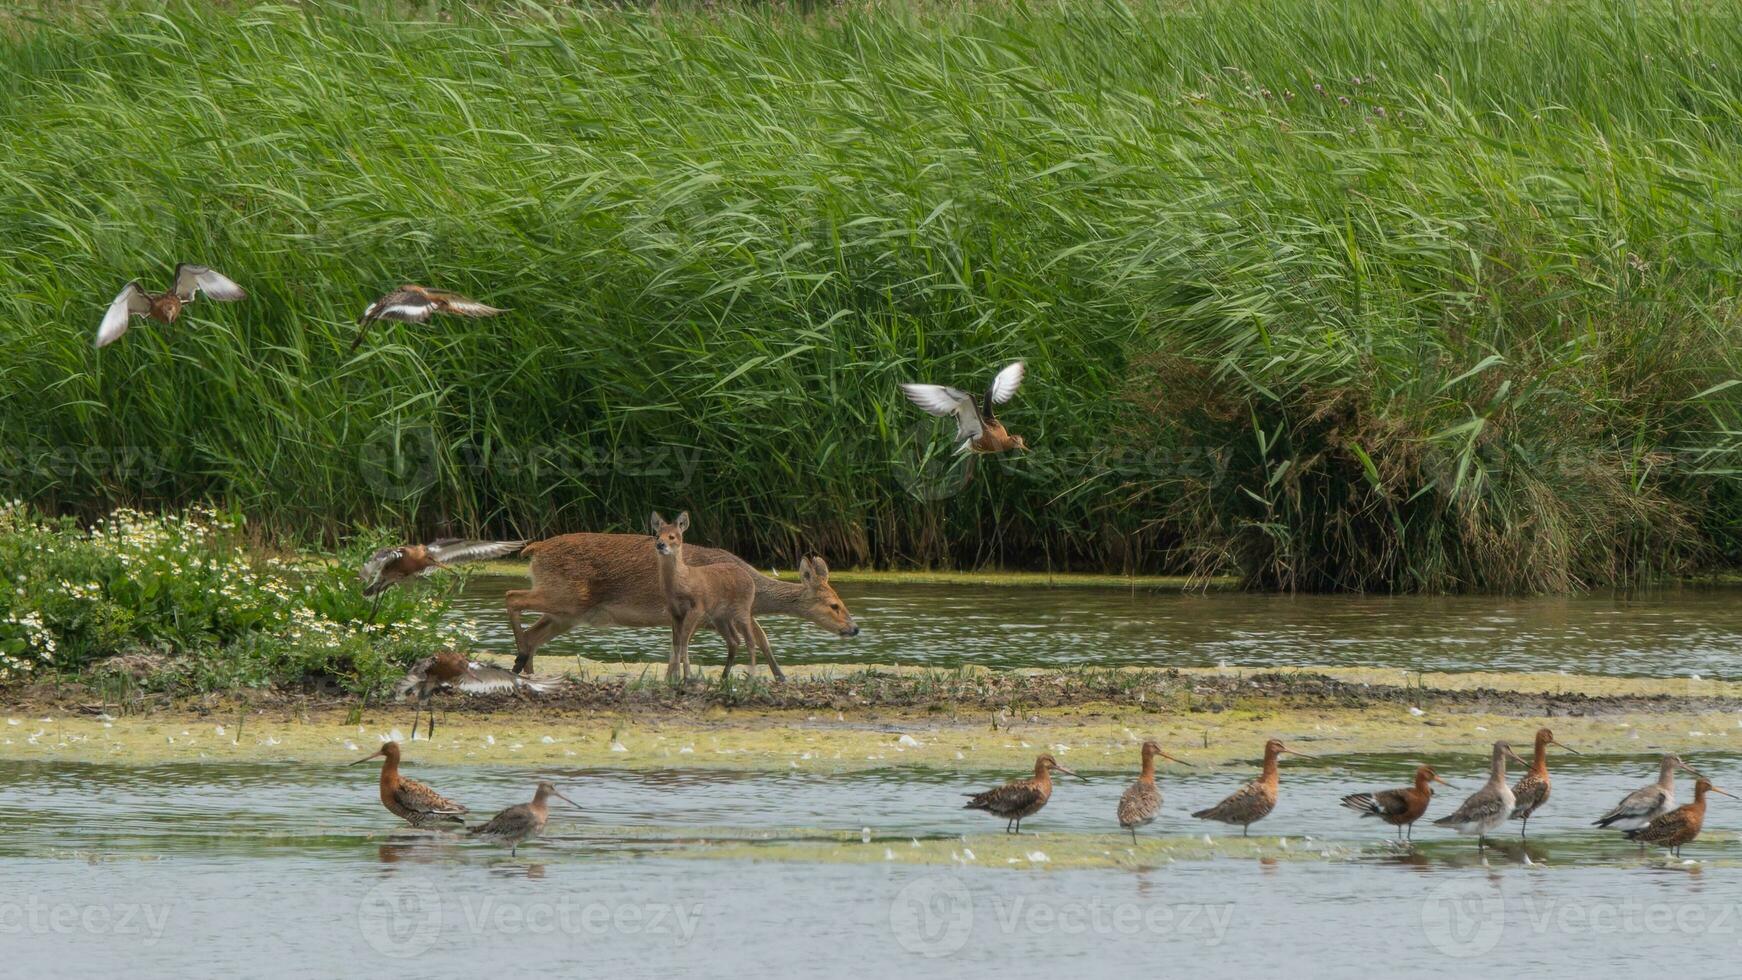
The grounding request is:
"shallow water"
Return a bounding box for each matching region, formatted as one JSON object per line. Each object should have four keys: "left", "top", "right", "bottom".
{"left": 5, "top": 755, "right": 1740, "bottom": 978}
{"left": 449, "top": 575, "right": 1742, "bottom": 679}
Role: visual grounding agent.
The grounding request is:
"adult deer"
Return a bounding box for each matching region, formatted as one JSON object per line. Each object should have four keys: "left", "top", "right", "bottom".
{"left": 503, "top": 526, "right": 858, "bottom": 678}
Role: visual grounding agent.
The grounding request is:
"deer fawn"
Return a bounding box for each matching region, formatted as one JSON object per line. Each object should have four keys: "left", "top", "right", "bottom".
{"left": 503, "top": 532, "right": 858, "bottom": 677}
{"left": 649, "top": 511, "right": 759, "bottom": 682}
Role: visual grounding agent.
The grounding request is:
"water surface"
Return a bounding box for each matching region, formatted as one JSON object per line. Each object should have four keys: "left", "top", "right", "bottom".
{"left": 450, "top": 575, "right": 1742, "bottom": 679}
{"left": 5, "top": 755, "right": 1739, "bottom": 979}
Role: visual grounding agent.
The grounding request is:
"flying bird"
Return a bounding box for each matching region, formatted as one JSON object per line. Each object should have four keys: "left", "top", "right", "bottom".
{"left": 350, "top": 285, "right": 505, "bottom": 351}
{"left": 95, "top": 263, "right": 247, "bottom": 348}
{"left": 394, "top": 650, "right": 552, "bottom": 739}
{"left": 359, "top": 539, "right": 527, "bottom": 598}
{"left": 901, "top": 360, "right": 1029, "bottom": 455}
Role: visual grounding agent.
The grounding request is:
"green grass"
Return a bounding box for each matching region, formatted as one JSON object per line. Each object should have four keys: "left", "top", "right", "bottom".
{"left": 1, "top": 0, "right": 1739, "bottom": 591}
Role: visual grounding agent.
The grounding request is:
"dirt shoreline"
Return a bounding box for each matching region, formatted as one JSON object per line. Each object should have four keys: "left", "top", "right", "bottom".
{"left": 5, "top": 663, "right": 1738, "bottom": 771}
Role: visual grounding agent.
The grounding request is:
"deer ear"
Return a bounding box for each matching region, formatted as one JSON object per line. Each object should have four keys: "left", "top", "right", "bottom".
{"left": 650, "top": 511, "right": 666, "bottom": 534}
{"left": 675, "top": 511, "right": 690, "bottom": 533}
{"left": 800, "top": 555, "right": 829, "bottom": 585}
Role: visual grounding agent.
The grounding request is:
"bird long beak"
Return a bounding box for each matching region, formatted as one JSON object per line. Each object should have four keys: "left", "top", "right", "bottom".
{"left": 1279, "top": 747, "right": 1316, "bottom": 759}
{"left": 552, "top": 790, "right": 582, "bottom": 808}
{"left": 1432, "top": 775, "right": 1454, "bottom": 788}
{"left": 1504, "top": 748, "right": 1530, "bottom": 767}
{"left": 1052, "top": 763, "right": 1087, "bottom": 782}
{"left": 1550, "top": 739, "right": 1581, "bottom": 755}
{"left": 1679, "top": 761, "right": 1706, "bottom": 779}
{"left": 1710, "top": 786, "right": 1738, "bottom": 800}
{"left": 349, "top": 748, "right": 385, "bottom": 766}
{"left": 1160, "top": 753, "right": 1195, "bottom": 768}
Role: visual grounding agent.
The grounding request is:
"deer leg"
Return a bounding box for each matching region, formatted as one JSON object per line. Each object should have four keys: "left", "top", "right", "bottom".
{"left": 671, "top": 610, "right": 704, "bottom": 683}
{"left": 750, "top": 619, "right": 783, "bottom": 682}
{"left": 506, "top": 588, "right": 585, "bottom": 674}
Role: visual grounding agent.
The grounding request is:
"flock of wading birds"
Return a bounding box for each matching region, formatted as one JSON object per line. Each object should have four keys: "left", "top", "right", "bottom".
{"left": 94, "top": 266, "right": 1730, "bottom": 860}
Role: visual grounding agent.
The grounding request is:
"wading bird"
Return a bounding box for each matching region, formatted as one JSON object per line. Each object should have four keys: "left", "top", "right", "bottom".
{"left": 1339, "top": 765, "right": 1451, "bottom": 841}
{"left": 1594, "top": 754, "right": 1704, "bottom": 838}
{"left": 900, "top": 360, "right": 1029, "bottom": 455}
{"left": 470, "top": 781, "right": 579, "bottom": 856}
{"left": 359, "top": 539, "right": 527, "bottom": 599}
{"left": 1509, "top": 727, "right": 1580, "bottom": 838}
{"left": 1432, "top": 741, "right": 1530, "bottom": 850}
{"left": 349, "top": 740, "right": 467, "bottom": 828}
{"left": 964, "top": 753, "right": 1083, "bottom": 834}
{"left": 95, "top": 263, "right": 246, "bottom": 348}
{"left": 1192, "top": 738, "right": 1314, "bottom": 836}
{"left": 350, "top": 285, "right": 505, "bottom": 351}
{"left": 394, "top": 650, "right": 552, "bottom": 739}
{"left": 1625, "top": 779, "right": 1735, "bottom": 858}
{"left": 1117, "top": 740, "right": 1192, "bottom": 843}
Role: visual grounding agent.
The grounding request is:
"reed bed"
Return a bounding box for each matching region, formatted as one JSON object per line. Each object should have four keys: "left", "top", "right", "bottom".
{"left": 1, "top": 0, "right": 1738, "bottom": 590}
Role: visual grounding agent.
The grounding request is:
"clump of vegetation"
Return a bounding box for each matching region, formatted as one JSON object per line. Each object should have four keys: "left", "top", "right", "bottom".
{"left": 0, "top": 503, "right": 480, "bottom": 693}
{"left": 0, "top": 0, "right": 1738, "bottom": 591}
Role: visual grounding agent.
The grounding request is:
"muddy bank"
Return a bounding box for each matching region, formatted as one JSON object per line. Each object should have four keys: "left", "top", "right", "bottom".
{"left": 26, "top": 661, "right": 1742, "bottom": 720}
{"left": 5, "top": 663, "right": 1739, "bottom": 771}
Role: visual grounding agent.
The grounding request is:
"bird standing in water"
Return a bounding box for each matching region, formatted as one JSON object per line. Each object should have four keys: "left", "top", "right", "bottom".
{"left": 1509, "top": 727, "right": 1579, "bottom": 838}
{"left": 1339, "top": 765, "right": 1451, "bottom": 841}
{"left": 901, "top": 361, "right": 1029, "bottom": 455}
{"left": 1117, "top": 740, "right": 1192, "bottom": 843}
{"left": 95, "top": 263, "right": 247, "bottom": 347}
{"left": 349, "top": 740, "right": 467, "bottom": 829}
{"left": 1432, "top": 741, "right": 1530, "bottom": 850}
{"left": 470, "top": 781, "right": 580, "bottom": 856}
{"left": 1192, "top": 738, "right": 1314, "bottom": 836}
{"left": 394, "top": 650, "right": 552, "bottom": 739}
{"left": 350, "top": 285, "right": 505, "bottom": 351}
{"left": 964, "top": 753, "right": 1083, "bottom": 834}
{"left": 1594, "top": 754, "right": 1704, "bottom": 837}
{"left": 1625, "top": 779, "right": 1735, "bottom": 858}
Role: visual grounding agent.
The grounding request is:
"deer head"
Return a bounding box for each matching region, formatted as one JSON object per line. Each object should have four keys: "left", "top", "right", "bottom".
{"left": 650, "top": 510, "right": 690, "bottom": 558}
{"left": 797, "top": 555, "right": 860, "bottom": 637}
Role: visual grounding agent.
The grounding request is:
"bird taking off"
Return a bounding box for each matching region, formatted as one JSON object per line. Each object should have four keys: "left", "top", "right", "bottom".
{"left": 96, "top": 263, "right": 246, "bottom": 348}
{"left": 901, "top": 360, "right": 1028, "bottom": 455}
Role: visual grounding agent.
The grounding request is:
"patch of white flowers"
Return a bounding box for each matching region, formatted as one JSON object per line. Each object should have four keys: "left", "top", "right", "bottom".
{"left": 0, "top": 505, "right": 478, "bottom": 686}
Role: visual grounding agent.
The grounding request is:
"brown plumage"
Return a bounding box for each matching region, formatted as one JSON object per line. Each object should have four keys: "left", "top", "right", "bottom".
{"left": 96, "top": 263, "right": 246, "bottom": 348}
{"left": 350, "top": 740, "right": 467, "bottom": 828}
{"left": 901, "top": 361, "right": 1029, "bottom": 455}
{"left": 1117, "top": 740, "right": 1192, "bottom": 843}
{"left": 359, "top": 539, "right": 526, "bottom": 598}
{"left": 1509, "top": 727, "right": 1579, "bottom": 837}
{"left": 1625, "top": 779, "right": 1736, "bottom": 857}
{"left": 470, "top": 781, "right": 579, "bottom": 856}
{"left": 505, "top": 533, "right": 858, "bottom": 676}
{"left": 964, "top": 753, "right": 1083, "bottom": 834}
{"left": 1339, "top": 765, "right": 1450, "bottom": 841}
{"left": 350, "top": 284, "right": 505, "bottom": 351}
{"left": 394, "top": 650, "right": 552, "bottom": 739}
{"left": 1192, "top": 738, "right": 1314, "bottom": 836}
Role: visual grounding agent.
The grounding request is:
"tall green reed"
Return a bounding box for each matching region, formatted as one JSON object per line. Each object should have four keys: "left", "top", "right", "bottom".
{"left": 0, "top": 0, "right": 1737, "bottom": 590}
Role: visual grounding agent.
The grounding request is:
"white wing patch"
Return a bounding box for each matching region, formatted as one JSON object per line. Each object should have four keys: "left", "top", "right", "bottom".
{"left": 95, "top": 283, "right": 149, "bottom": 348}
{"left": 986, "top": 361, "right": 1025, "bottom": 405}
